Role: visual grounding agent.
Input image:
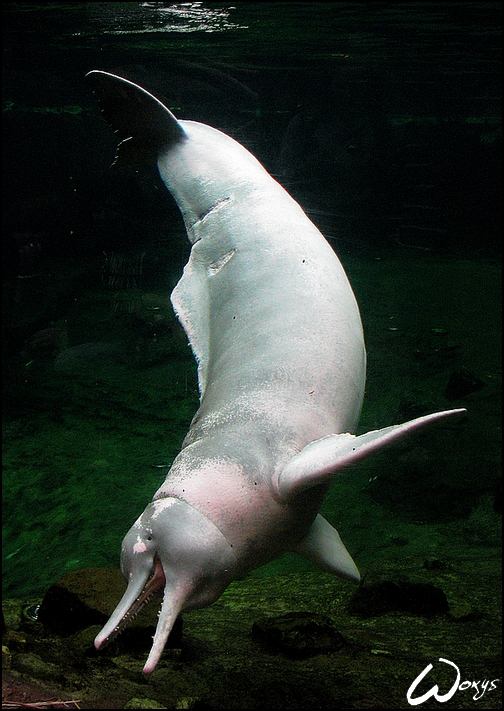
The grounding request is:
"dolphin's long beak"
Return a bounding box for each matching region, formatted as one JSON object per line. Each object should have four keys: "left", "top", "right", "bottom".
{"left": 142, "top": 585, "right": 186, "bottom": 674}
{"left": 94, "top": 555, "right": 165, "bottom": 650}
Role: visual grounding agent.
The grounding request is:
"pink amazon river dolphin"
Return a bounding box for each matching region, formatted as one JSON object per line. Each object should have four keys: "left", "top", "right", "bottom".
{"left": 86, "top": 71, "right": 466, "bottom": 674}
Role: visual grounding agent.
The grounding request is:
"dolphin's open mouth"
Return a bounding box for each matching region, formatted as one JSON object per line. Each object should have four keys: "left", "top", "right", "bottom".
{"left": 96, "top": 555, "right": 166, "bottom": 648}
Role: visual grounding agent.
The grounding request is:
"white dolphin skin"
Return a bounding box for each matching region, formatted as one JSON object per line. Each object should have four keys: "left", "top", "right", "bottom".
{"left": 86, "top": 71, "right": 466, "bottom": 674}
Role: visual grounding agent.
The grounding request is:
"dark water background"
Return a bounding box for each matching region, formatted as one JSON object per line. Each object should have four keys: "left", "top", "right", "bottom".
{"left": 2, "top": 3, "right": 501, "bottom": 604}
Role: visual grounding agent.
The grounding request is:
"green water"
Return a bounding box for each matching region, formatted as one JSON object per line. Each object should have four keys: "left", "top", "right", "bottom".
{"left": 2, "top": 3, "right": 501, "bottom": 600}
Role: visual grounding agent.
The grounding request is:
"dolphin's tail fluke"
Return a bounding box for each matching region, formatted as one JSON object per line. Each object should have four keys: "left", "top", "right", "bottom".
{"left": 85, "top": 70, "right": 187, "bottom": 166}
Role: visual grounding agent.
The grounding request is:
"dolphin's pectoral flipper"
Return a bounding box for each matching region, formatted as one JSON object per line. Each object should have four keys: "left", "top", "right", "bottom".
{"left": 86, "top": 71, "right": 186, "bottom": 166}
{"left": 277, "top": 408, "right": 466, "bottom": 499}
{"left": 294, "top": 514, "right": 360, "bottom": 582}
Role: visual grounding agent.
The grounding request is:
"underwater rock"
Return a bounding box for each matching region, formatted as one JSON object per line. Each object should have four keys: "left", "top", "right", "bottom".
{"left": 348, "top": 578, "right": 449, "bottom": 617}
{"left": 38, "top": 567, "right": 182, "bottom": 646}
{"left": 14, "top": 652, "right": 61, "bottom": 681}
{"left": 172, "top": 699, "right": 212, "bottom": 710}
{"left": 124, "top": 698, "right": 168, "bottom": 709}
{"left": 38, "top": 568, "right": 112, "bottom": 635}
{"left": 252, "top": 611, "right": 346, "bottom": 658}
{"left": 445, "top": 366, "right": 485, "bottom": 399}
{"left": 449, "top": 601, "right": 475, "bottom": 621}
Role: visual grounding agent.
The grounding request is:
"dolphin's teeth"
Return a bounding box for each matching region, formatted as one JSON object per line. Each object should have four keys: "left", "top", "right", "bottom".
{"left": 99, "top": 585, "right": 162, "bottom": 648}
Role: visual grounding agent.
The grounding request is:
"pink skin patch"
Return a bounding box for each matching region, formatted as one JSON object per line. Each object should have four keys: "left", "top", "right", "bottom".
{"left": 133, "top": 537, "right": 148, "bottom": 555}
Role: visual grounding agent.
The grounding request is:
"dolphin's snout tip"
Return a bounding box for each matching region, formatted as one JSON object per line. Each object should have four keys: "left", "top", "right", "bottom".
{"left": 94, "top": 632, "right": 105, "bottom": 650}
